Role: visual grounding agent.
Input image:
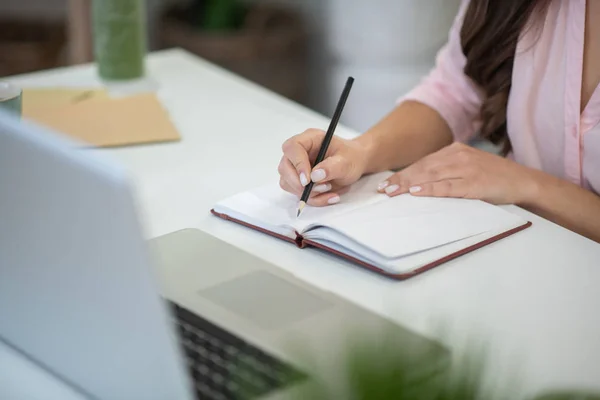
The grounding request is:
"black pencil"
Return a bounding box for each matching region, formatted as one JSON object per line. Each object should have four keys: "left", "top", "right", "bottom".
{"left": 297, "top": 76, "right": 354, "bottom": 217}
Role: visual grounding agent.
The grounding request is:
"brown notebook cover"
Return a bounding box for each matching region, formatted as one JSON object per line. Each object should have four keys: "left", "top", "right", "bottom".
{"left": 210, "top": 209, "right": 532, "bottom": 280}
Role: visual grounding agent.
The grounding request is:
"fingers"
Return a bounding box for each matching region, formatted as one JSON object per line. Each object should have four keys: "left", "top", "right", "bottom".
{"left": 278, "top": 157, "right": 303, "bottom": 193}
{"left": 377, "top": 173, "right": 412, "bottom": 196}
{"left": 305, "top": 185, "right": 350, "bottom": 207}
{"left": 278, "top": 155, "right": 340, "bottom": 196}
{"left": 279, "top": 178, "right": 349, "bottom": 206}
{"left": 278, "top": 172, "right": 344, "bottom": 198}
{"left": 408, "top": 179, "right": 470, "bottom": 198}
{"left": 281, "top": 129, "right": 326, "bottom": 186}
{"left": 378, "top": 173, "right": 470, "bottom": 199}
{"left": 279, "top": 162, "right": 344, "bottom": 197}
{"left": 377, "top": 151, "right": 466, "bottom": 197}
{"left": 277, "top": 156, "right": 340, "bottom": 196}
{"left": 310, "top": 154, "right": 352, "bottom": 185}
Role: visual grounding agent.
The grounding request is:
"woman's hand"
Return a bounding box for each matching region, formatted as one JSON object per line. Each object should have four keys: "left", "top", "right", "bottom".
{"left": 278, "top": 129, "right": 369, "bottom": 206}
{"left": 378, "top": 142, "right": 538, "bottom": 205}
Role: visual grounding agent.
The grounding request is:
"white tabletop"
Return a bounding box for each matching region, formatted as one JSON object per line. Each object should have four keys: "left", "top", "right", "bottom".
{"left": 4, "top": 48, "right": 600, "bottom": 399}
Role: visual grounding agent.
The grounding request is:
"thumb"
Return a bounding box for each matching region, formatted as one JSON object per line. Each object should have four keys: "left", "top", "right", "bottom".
{"left": 311, "top": 154, "right": 350, "bottom": 184}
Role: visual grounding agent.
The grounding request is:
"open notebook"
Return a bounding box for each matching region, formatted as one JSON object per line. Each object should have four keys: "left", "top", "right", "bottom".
{"left": 211, "top": 172, "right": 531, "bottom": 279}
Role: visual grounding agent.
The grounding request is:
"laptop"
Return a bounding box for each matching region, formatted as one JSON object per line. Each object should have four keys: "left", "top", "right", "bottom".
{"left": 0, "top": 109, "right": 449, "bottom": 400}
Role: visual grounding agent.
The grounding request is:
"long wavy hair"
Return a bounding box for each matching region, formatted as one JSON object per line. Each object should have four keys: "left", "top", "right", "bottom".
{"left": 460, "top": 0, "right": 551, "bottom": 155}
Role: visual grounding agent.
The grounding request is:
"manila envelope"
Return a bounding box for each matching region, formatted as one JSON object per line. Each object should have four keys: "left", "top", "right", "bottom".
{"left": 22, "top": 87, "right": 109, "bottom": 117}
{"left": 27, "top": 92, "right": 181, "bottom": 148}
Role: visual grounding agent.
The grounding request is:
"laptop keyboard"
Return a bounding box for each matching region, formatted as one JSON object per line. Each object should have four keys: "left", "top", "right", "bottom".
{"left": 169, "top": 302, "right": 306, "bottom": 400}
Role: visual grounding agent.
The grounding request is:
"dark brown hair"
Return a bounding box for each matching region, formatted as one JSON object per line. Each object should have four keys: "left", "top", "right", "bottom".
{"left": 460, "top": 0, "right": 551, "bottom": 155}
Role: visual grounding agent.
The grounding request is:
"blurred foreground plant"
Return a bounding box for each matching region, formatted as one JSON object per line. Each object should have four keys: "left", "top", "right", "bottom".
{"left": 234, "top": 327, "right": 600, "bottom": 400}
{"left": 286, "top": 335, "right": 509, "bottom": 400}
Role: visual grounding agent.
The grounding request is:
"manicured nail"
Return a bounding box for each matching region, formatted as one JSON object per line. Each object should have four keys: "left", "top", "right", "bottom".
{"left": 378, "top": 181, "right": 389, "bottom": 191}
{"left": 299, "top": 172, "right": 308, "bottom": 186}
{"left": 384, "top": 184, "right": 399, "bottom": 194}
{"left": 328, "top": 195, "right": 340, "bottom": 205}
{"left": 314, "top": 183, "right": 331, "bottom": 193}
{"left": 311, "top": 169, "right": 326, "bottom": 182}
{"left": 409, "top": 186, "right": 422, "bottom": 193}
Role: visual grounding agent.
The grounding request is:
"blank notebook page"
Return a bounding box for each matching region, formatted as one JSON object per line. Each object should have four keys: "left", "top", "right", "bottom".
{"left": 307, "top": 224, "right": 518, "bottom": 274}
{"left": 308, "top": 194, "right": 526, "bottom": 258}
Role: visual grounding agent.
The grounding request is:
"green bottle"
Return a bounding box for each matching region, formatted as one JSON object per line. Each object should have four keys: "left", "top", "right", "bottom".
{"left": 92, "top": 0, "right": 146, "bottom": 81}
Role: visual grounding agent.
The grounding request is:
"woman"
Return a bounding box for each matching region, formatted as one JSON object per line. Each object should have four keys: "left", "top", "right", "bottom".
{"left": 277, "top": 0, "right": 600, "bottom": 243}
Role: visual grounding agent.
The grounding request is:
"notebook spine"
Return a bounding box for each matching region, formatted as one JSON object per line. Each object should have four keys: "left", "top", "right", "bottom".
{"left": 294, "top": 231, "right": 305, "bottom": 248}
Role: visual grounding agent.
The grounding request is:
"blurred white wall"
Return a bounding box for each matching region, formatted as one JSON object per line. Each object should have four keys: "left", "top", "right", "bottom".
{"left": 323, "top": 0, "right": 461, "bottom": 133}
{"left": 261, "top": 0, "right": 461, "bottom": 133}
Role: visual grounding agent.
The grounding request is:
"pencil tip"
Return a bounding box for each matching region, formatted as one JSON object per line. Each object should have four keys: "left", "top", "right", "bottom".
{"left": 296, "top": 201, "right": 306, "bottom": 218}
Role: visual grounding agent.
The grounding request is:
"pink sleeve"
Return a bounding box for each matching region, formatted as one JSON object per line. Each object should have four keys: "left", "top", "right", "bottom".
{"left": 398, "top": 0, "right": 484, "bottom": 143}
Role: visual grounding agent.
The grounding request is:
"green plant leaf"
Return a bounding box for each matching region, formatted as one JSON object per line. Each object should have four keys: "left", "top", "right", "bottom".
{"left": 202, "top": 0, "right": 245, "bottom": 31}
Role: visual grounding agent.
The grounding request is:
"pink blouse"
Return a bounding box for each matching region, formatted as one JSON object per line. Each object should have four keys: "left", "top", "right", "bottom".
{"left": 401, "top": 0, "right": 600, "bottom": 195}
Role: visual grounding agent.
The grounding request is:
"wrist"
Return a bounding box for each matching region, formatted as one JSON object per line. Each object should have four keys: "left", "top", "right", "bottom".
{"left": 352, "top": 133, "right": 378, "bottom": 174}
{"left": 517, "top": 168, "right": 546, "bottom": 208}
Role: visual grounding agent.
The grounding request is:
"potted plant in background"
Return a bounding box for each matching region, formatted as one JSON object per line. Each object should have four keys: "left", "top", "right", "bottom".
{"left": 158, "top": 0, "right": 309, "bottom": 105}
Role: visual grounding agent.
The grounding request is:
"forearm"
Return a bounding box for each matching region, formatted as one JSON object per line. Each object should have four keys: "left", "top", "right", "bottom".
{"left": 353, "top": 100, "right": 454, "bottom": 174}
{"left": 522, "top": 170, "right": 600, "bottom": 243}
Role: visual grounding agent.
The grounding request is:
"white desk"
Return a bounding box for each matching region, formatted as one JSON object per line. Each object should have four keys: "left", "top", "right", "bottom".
{"left": 3, "top": 49, "right": 600, "bottom": 399}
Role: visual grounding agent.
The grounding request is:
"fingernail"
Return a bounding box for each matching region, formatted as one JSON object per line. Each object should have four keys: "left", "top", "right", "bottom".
{"left": 409, "top": 186, "right": 422, "bottom": 193}
{"left": 311, "top": 169, "right": 326, "bottom": 182}
{"left": 299, "top": 172, "right": 308, "bottom": 186}
{"left": 328, "top": 195, "right": 340, "bottom": 205}
{"left": 314, "top": 183, "right": 331, "bottom": 193}
{"left": 384, "top": 184, "right": 399, "bottom": 194}
{"left": 378, "top": 181, "right": 389, "bottom": 191}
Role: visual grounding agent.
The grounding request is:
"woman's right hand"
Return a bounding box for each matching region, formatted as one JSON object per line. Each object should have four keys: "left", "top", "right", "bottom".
{"left": 278, "top": 128, "right": 370, "bottom": 206}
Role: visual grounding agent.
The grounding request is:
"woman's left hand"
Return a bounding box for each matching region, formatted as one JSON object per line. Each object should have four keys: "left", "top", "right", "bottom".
{"left": 377, "top": 142, "right": 538, "bottom": 205}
